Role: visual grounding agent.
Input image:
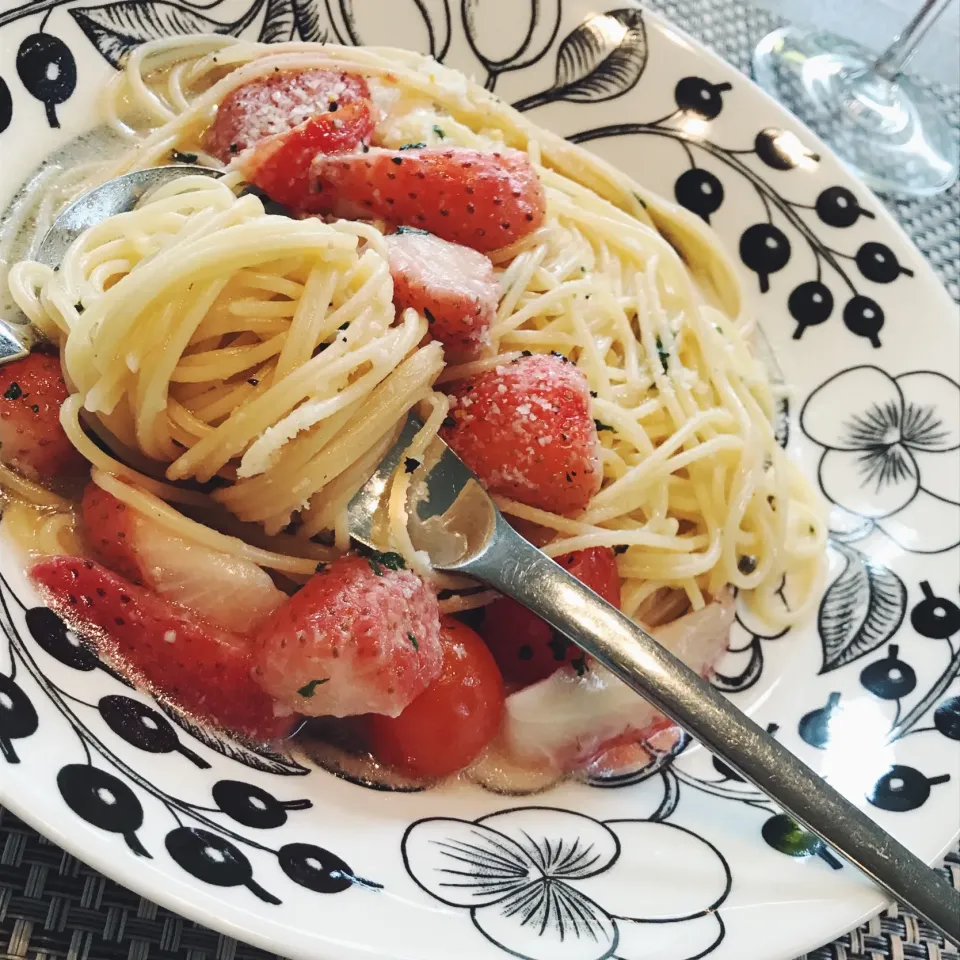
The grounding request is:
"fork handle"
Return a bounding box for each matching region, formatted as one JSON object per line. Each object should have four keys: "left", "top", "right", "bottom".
{"left": 0, "top": 320, "right": 32, "bottom": 365}
{"left": 454, "top": 515, "right": 960, "bottom": 945}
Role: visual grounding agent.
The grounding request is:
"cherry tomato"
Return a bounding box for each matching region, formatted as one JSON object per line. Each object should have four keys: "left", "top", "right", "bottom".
{"left": 480, "top": 548, "right": 621, "bottom": 686}
{"left": 368, "top": 617, "right": 504, "bottom": 778}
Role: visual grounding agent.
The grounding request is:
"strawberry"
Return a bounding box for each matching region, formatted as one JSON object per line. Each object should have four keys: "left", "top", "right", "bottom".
{"left": 29, "top": 556, "right": 293, "bottom": 743}
{"left": 81, "top": 483, "right": 285, "bottom": 633}
{"left": 386, "top": 230, "right": 498, "bottom": 360}
{"left": 311, "top": 147, "right": 546, "bottom": 252}
{"left": 206, "top": 69, "right": 372, "bottom": 163}
{"left": 441, "top": 353, "right": 601, "bottom": 514}
{"left": 238, "top": 103, "right": 376, "bottom": 212}
{"left": 252, "top": 554, "right": 442, "bottom": 718}
{"left": 481, "top": 548, "right": 621, "bottom": 685}
{"left": 0, "top": 352, "right": 86, "bottom": 482}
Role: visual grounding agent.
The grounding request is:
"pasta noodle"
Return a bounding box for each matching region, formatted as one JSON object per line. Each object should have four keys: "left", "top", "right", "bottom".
{"left": 3, "top": 35, "right": 826, "bottom": 631}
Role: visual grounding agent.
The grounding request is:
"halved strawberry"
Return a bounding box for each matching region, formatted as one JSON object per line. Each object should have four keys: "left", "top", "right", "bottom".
{"left": 386, "top": 231, "right": 498, "bottom": 360}
{"left": 206, "top": 69, "right": 372, "bottom": 163}
{"left": 441, "top": 353, "right": 601, "bottom": 514}
{"left": 81, "top": 483, "right": 285, "bottom": 633}
{"left": 29, "top": 556, "right": 293, "bottom": 743}
{"left": 311, "top": 147, "right": 546, "bottom": 252}
{"left": 253, "top": 554, "right": 442, "bottom": 718}
{"left": 0, "top": 352, "right": 86, "bottom": 482}
{"left": 481, "top": 547, "right": 621, "bottom": 685}
{"left": 238, "top": 103, "right": 376, "bottom": 212}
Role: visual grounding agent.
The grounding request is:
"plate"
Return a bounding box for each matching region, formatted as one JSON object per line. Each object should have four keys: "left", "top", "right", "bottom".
{"left": 0, "top": 3, "right": 958, "bottom": 959}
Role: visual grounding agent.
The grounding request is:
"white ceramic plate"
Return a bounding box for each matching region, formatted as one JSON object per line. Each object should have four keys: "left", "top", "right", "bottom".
{"left": 0, "top": 3, "right": 958, "bottom": 959}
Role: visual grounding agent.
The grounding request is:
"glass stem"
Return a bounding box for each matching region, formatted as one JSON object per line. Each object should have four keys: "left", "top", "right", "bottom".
{"left": 872, "top": 0, "right": 953, "bottom": 80}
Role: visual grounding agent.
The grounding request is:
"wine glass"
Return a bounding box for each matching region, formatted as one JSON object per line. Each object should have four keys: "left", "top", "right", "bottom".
{"left": 752, "top": 0, "right": 959, "bottom": 197}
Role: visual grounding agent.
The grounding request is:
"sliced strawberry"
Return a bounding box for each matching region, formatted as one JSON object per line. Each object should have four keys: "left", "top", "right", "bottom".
{"left": 238, "top": 103, "right": 376, "bottom": 212}
{"left": 81, "top": 483, "right": 285, "bottom": 633}
{"left": 441, "top": 354, "right": 601, "bottom": 514}
{"left": 386, "top": 231, "right": 498, "bottom": 360}
{"left": 311, "top": 147, "right": 546, "bottom": 252}
{"left": 253, "top": 554, "right": 442, "bottom": 718}
{"left": 481, "top": 547, "right": 620, "bottom": 685}
{"left": 206, "top": 69, "right": 372, "bottom": 163}
{"left": 0, "top": 352, "right": 86, "bottom": 482}
{"left": 29, "top": 557, "right": 293, "bottom": 743}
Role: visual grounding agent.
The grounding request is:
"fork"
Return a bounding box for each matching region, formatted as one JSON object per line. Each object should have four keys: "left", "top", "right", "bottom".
{"left": 348, "top": 412, "right": 960, "bottom": 945}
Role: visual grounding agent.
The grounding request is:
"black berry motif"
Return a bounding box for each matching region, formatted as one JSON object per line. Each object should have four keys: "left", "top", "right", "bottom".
{"left": 213, "top": 780, "right": 312, "bottom": 829}
{"left": 713, "top": 723, "right": 778, "bottom": 781}
{"left": 278, "top": 842, "right": 363, "bottom": 893}
{"left": 26, "top": 606, "right": 132, "bottom": 686}
{"left": 761, "top": 814, "right": 841, "bottom": 868}
{"left": 934, "top": 697, "right": 960, "bottom": 740}
{"left": 166, "top": 827, "right": 280, "bottom": 903}
{"left": 842, "top": 295, "right": 884, "bottom": 347}
{"left": 674, "top": 168, "right": 724, "bottom": 223}
{"left": 739, "top": 223, "right": 791, "bottom": 293}
{"left": 99, "top": 695, "right": 210, "bottom": 768}
{"left": 16, "top": 32, "right": 77, "bottom": 128}
{"left": 859, "top": 645, "right": 917, "bottom": 700}
{"left": 855, "top": 242, "right": 914, "bottom": 284}
{"left": 754, "top": 128, "right": 819, "bottom": 170}
{"left": 674, "top": 76, "right": 731, "bottom": 120}
{"left": 57, "top": 764, "right": 151, "bottom": 856}
{"left": 788, "top": 281, "right": 834, "bottom": 338}
{"left": 0, "top": 76, "right": 11, "bottom": 134}
{"left": 910, "top": 581, "right": 960, "bottom": 639}
{"left": 868, "top": 765, "right": 951, "bottom": 813}
{"left": 798, "top": 692, "right": 841, "bottom": 749}
{"left": 0, "top": 672, "right": 38, "bottom": 763}
{"left": 815, "top": 186, "right": 874, "bottom": 228}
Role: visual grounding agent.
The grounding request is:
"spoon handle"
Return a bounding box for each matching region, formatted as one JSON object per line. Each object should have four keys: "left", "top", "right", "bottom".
{"left": 455, "top": 515, "right": 960, "bottom": 946}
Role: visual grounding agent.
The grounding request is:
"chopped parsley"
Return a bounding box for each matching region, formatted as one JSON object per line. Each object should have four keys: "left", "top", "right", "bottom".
{"left": 367, "top": 550, "right": 407, "bottom": 576}
{"left": 3, "top": 383, "right": 21, "bottom": 401}
{"left": 432, "top": 125, "right": 446, "bottom": 139}
{"left": 423, "top": 307, "right": 436, "bottom": 325}
{"left": 594, "top": 419, "right": 614, "bottom": 433}
{"left": 400, "top": 141, "right": 426, "bottom": 150}
{"left": 395, "top": 225, "right": 430, "bottom": 235}
{"left": 171, "top": 149, "right": 198, "bottom": 164}
{"left": 404, "top": 457, "right": 420, "bottom": 474}
{"left": 407, "top": 632, "right": 419, "bottom": 650}
{"left": 297, "top": 678, "right": 329, "bottom": 698}
{"left": 655, "top": 336, "right": 670, "bottom": 374}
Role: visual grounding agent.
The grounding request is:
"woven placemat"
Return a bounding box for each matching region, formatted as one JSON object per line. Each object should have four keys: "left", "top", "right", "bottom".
{"left": 2, "top": 1, "right": 959, "bottom": 959}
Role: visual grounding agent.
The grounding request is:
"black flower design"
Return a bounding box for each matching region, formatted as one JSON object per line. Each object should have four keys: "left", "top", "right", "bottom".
{"left": 801, "top": 366, "right": 960, "bottom": 553}
{"left": 402, "top": 807, "right": 730, "bottom": 960}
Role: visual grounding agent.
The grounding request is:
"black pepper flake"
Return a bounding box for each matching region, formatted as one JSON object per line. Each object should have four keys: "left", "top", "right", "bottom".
{"left": 395, "top": 225, "right": 430, "bottom": 235}
{"left": 737, "top": 555, "right": 758, "bottom": 575}
{"left": 565, "top": 472, "right": 572, "bottom": 482}
{"left": 594, "top": 420, "right": 614, "bottom": 432}
{"left": 315, "top": 562, "right": 328, "bottom": 573}
{"left": 404, "top": 457, "right": 420, "bottom": 474}
{"left": 74, "top": 302, "right": 84, "bottom": 314}
{"left": 171, "top": 149, "right": 198, "bottom": 164}
{"left": 248, "top": 378, "right": 259, "bottom": 386}
{"left": 572, "top": 656, "right": 587, "bottom": 677}
{"left": 614, "top": 545, "right": 629, "bottom": 555}
{"left": 424, "top": 307, "right": 436, "bottom": 324}
{"left": 521, "top": 350, "right": 532, "bottom": 357}
{"left": 407, "top": 632, "right": 419, "bottom": 650}
{"left": 30, "top": 404, "right": 39, "bottom": 413}
{"left": 3, "top": 383, "right": 21, "bottom": 400}
{"left": 655, "top": 336, "right": 670, "bottom": 374}
{"left": 328, "top": 101, "right": 339, "bottom": 111}
{"left": 361, "top": 143, "right": 370, "bottom": 153}
{"left": 297, "top": 678, "right": 330, "bottom": 698}
{"left": 228, "top": 143, "right": 239, "bottom": 155}
{"left": 550, "top": 350, "right": 570, "bottom": 363}
{"left": 590, "top": 391, "right": 598, "bottom": 398}
{"left": 442, "top": 416, "right": 457, "bottom": 429}
{"left": 391, "top": 156, "right": 404, "bottom": 166}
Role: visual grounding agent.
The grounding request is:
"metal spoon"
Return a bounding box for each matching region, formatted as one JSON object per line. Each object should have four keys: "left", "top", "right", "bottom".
{"left": 349, "top": 413, "right": 960, "bottom": 946}
{"left": 0, "top": 164, "right": 221, "bottom": 364}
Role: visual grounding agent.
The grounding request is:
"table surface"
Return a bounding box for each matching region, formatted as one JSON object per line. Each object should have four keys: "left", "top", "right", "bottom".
{"left": 1, "top": 1, "right": 959, "bottom": 959}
